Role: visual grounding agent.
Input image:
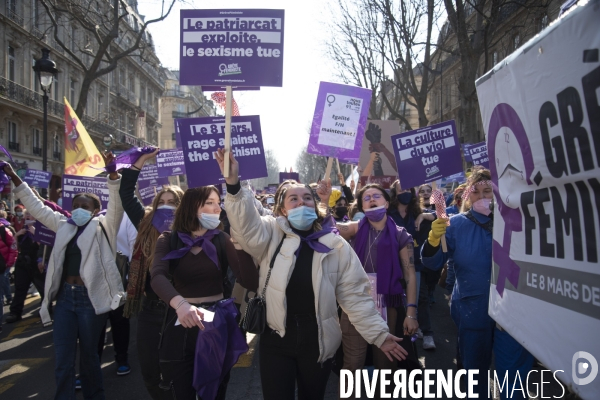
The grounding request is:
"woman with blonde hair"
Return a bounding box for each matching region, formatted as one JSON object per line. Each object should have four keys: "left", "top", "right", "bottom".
{"left": 215, "top": 149, "right": 407, "bottom": 400}
{"left": 118, "top": 148, "right": 185, "bottom": 399}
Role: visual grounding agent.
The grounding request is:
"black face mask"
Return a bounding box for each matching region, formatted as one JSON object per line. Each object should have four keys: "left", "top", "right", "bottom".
{"left": 335, "top": 206, "right": 348, "bottom": 217}
{"left": 397, "top": 192, "right": 414, "bottom": 205}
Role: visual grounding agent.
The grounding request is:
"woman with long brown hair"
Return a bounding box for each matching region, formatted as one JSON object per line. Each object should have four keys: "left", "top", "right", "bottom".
{"left": 151, "top": 184, "right": 257, "bottom": 399}
{"left": 118, "top": 148, "right": 185, "bottom": 400}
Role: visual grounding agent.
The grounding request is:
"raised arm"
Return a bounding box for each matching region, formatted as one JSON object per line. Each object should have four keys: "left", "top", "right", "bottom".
{"left": 119, "top": 148, "right": 159, "bottom": 229}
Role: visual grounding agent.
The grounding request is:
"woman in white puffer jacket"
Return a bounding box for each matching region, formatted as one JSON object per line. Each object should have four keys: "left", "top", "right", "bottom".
{"left": 215, "top": 149, "right": 407, "bottom": 400}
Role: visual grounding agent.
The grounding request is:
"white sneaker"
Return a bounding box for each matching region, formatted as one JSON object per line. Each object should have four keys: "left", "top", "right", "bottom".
{"left": 423, "top": 336, "right": 436, "bottom": 350}
{"left": 416, "top": 328, "right": 424, "bottom": 340}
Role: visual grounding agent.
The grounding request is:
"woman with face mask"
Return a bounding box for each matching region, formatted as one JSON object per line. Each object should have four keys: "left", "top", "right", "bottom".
{"left": 332, "top": 197, "right": 350, "bottom": 222}
{"left": 417, "top": 184, "right": 433, "bottom": 210}
{"left": 10, "top": 205, "right": 26, "bottom": 233}
{"left": 320, "top": 182, "right": 420, "bottom": 390}
{"left": 422, "top": 167, "right": 533, "bottom": 399}
{"left": 117, "top": 148, "right": 186, "bottom": 398}
{"left": 4, "top": 211, "right": 46, "bottom": 324}
{"left": 3, "top": 155, "right": 124, "bottom": 400}
{"left": 215, "top": 149, "right": 407, "bottom": 400}
{"left": 150, "top": 184, "right": 257, "bottom": 400}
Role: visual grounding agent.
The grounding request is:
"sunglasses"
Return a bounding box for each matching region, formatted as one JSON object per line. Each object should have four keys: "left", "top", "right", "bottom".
{"left": 362, "top": 193, "right": 383, "bottom": 202}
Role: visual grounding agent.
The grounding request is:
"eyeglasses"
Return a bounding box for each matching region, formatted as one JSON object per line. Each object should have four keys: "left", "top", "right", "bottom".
{"left": 419, "top": 189, "right": 432, "bottom": 194}
{"left": 362, "top": 193, "right": 383, "bottom": 202}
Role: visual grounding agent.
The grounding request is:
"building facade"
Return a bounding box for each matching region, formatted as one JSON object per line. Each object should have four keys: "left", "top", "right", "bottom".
{"left": 0, "top": 0, "right": 162, "bottom": 202}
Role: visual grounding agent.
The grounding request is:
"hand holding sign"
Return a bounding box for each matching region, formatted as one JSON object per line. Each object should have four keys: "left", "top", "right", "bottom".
{"left": 215, "top": 148, "right": 239, "bottom": 186}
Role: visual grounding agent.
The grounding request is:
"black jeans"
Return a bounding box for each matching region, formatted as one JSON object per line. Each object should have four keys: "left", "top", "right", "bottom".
{"left": 259, "top": 314, "right": 332, "bottom": 400}
{"left": 159, "top": 302, "right": 230, "bottom": 400}
{"left": 418, "top": 270, "right": 434, "bottom": 336}
{"left": 9, "top": 262, "right": 45, "bottom": 316}
{"left": 97, "top": 304, "right": 130, "bottom": 366}
{"left": 136, "top": 296, "right": 171, "bottom": 400}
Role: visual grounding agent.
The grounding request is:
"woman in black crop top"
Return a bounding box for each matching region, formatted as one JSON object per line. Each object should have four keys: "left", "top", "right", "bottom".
{"left": 151, "top": 185, "right": 257, "bottom": 400}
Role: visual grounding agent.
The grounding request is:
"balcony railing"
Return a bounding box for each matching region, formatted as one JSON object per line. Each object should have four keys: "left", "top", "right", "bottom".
{"left": 0, "top": 77, "right": 63, "bottom": 118}
{"left": 147, "top": 105, "right": 158, "bottom": 120}
{"left": 53, "top": 151, "right": 61, "bottom": 161}
{"left": 9, "top": 142, "right": 20, "bottom": 152}
{"left": 8, "top": 10, "right": 23, "bottom": 26}
{"left": 33, "top": 147, "right": 42, "bottom": 156}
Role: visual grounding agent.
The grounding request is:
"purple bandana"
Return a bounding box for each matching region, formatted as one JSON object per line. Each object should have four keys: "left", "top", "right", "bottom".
{"left": 292, "top": 215, "right": 338, "bottom": 258}
{"left": 193, "top": 299, "right": 248, "bottom": 400}
{"left": 99, "top": 146, "right": 157, "bottom": 172}
{"left": 353, "top": 216, "right": 404, "bottom": 307}
{"left": 152, "top": 208, "right": 175, "bottom": 233}
{"left": 364, "top": 206, "right": 387, "bottom": 222}
{"left": 162, "top": 230, "right": 221, "bottom": 268}
{"left": 0, "top": 218, "right": 10, "bottom": 226}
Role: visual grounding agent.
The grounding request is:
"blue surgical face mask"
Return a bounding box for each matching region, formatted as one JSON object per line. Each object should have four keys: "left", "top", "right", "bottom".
{"left": 352, "top": 212, "right": 365, "bottom": 221}
{"left": 198, "top": 213, "right": 221, "bottom": 230}
{"left": 71, "top": 208, "right": 93, "bottom": 226}
{"left": 286, "top": 206, "right": 317, "bottom": 231}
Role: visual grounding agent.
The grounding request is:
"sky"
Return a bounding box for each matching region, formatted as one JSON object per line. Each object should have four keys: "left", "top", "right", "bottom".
{"left": 137, "top": 0, "right": 338, "bottom": 171}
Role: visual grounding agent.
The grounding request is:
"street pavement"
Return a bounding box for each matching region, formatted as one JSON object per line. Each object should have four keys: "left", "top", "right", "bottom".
{"left": 1, "top": 287, "right": 570, "bottom": 399}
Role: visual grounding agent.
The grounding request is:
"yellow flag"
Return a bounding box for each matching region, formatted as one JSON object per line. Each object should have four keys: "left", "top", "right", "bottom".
{"left": 63, "top": 97, "right": 104, "bottom": 176}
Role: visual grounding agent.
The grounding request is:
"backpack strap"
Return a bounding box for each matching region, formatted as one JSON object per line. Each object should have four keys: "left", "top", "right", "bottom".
{"left": 462, "top": 210, "right": 494, "bottom": 234}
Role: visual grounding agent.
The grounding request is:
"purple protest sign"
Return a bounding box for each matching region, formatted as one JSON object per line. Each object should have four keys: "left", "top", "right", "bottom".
{"left": 138, "top": 164, "right": 170, "bottom": 188}
{"left": 62, "top": 175, "right": 109, "bottom": 211}
{"left": 279, "top": 172, "right": 300, "bottom": 183}
{"left": 33, "top": 221, "right": 55, "bottom": 246}
{"left": 462, "top": 143, "right": 473, "bottom": 162}
{"left": 177, "top": 115, "right": 268, "bottom": 188}
{"left": 202, "top": 86, "right": 260, "bottom": 91}
{"left": 265, "top": 185, "right": 277, "bottom": 195}
{"left": 468, "top": 141, "right": 490, "bottom": 168}
{"left": 180, "top": 9, "right": 285, "bottom": 87}
{"left": 23, "top": 169, "right": 52, "bottom": 189}
{"left": 139, "top": 185, "right": 159, "bottom": 206}
{"left": 391, "top": 120, "right": 463, "bottom": 189}
{"left": 157, "top": 149, "right": 186, "bottom": 177}
{"left": 308, "top": 82, "right": 371, "bottom": 164}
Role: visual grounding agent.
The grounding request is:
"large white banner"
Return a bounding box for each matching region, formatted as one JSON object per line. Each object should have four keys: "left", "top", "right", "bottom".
{"left": 476, "top": 1, "right": 600, "bottom": 398}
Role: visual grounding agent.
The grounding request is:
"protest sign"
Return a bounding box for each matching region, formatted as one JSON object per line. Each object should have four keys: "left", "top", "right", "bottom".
{"left": 308, "top": 82, "right": 372, "bottom": 164}
{"left": 61, "top": 175, "right": 108, "bottom": 211}
{"left": 468, "top": 141, "right": 489, "bottom": 168}
{"left": 202, "top": 86, "right": 260, "bottom": 91}
{"left": 33, "top": 221, "right": 55, "bottom": 246}
{"left": 462, "top": 143, "right": 473, "bottom": 162}
{"left": 139, "top": 185, "right": 159, "bottom": 206}
{"left": 157, "top": 149, "right": 186, "bottom": 177}
{"left": 390, "top": 120, "right": 462, "bottom": 189}
{"left": 179, "top": 9, "right": 285, "bottom": 87}
{"left": 279, "top": 172, "right": 299, "bottom": 183}
{"left": 177, "top": 115, "right": 267, "bottom": 188}
{"left": 138, "top": 164, "right": 170, "bottom": 188}
{"left": 476, "top": 3, "right": 600, "bottom": 398}
{"left": 358, "top": 120, "right": 401, "bottom": 181}
{"left": 359, "top": 175, "right": 396, "bottom": 189}
{"left": 23, "top": 169, "right": 52, "bottom": 189}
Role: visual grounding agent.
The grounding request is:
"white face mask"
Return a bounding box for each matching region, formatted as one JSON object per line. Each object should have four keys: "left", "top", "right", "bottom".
{"left": 157, "top": 205, "right": 176, "bottom": 210}
{"left": 198, "top": 213, "right": 221, "bottom": 230}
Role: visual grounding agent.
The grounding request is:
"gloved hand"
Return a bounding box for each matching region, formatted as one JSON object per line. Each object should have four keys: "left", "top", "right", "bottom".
{"left": 428, "top": 218, "right": 448, "bottom": 247}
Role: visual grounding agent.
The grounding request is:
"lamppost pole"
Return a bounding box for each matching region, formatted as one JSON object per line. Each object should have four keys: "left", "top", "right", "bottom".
{"left": 33, "top": 48, "right": 58, "bottom": 199}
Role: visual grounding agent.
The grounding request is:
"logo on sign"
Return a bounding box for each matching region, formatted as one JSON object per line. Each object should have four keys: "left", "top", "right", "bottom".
{"left": 172, "top": 167, "right": 182, "bottom": 174}
{"left": 572, "top": 351, "right": 598, "bottom": 386}
{"left": 426, "top": 165, "right": 440, "bottom": 177}
{"left": 219, "top": 63, "right": 242, "bottom": 76}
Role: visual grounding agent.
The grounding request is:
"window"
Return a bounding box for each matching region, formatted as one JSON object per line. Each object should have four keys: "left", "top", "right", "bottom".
{"left": 8, "top": 46, "right": 16, "bottom": 81}
{"left": 32, "top": 128, "right": 41, "bottom": 155}
{"left": 98, "top": 94, "right": 104, "bottom": 115}
{"left": 7, "top": 0, "right": 17, "bottom": 14}
{"left": 8, "top": 121, "right": 19, "bottom": 152}
{"left": 32, "top": 0, "right": 40, "bottom": 28}
{"left": 54, "top": 76, "right": 59, "bottom": 100}
{"left": 53, "top": 135, "right": 60, "bottom": 156}
{"left": 513, "top": 34, "right": 520, "bottom": 50}
{"left": 140, "top": 82, "right": 146, "bottom": 101}
{"left": 70, "top": 79, "right": 76, "bottom": 103}
{"left": 71, "top": 26, "right": 77, "bottom": 51}
{"left": 493, "top": 51, "right": 499, "bottom": 66}
{"left": 128, "top": 72, "right": 135, "bottom": 92}
{"left": 119, "top": 66, "right": 126, "bottom": 86}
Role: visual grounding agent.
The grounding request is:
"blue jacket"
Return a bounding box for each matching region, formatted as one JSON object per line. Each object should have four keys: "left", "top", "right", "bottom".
{"left": 421, "top": 209, "right": 492, "bottom": 299}
{"left": 446, "top": 205, "right": 460, "bottom": 215}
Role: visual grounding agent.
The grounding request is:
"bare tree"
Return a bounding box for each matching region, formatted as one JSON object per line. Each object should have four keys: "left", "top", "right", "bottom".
{"left": 38, "top": 0, "right": 177, "bottom": 116}
{"left": 327, "top": 0, "right": 443, "bottom": 129}
{"left": 248, "top": 149, "right": 281, "bottom": 189}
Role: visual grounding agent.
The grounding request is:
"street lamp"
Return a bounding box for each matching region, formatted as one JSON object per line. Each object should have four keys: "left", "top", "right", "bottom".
{"left": 32, "top": 48, "right": 58, "bottom": 198}
{"left": 103, "top": 134, "right": 114, "bottom": 151}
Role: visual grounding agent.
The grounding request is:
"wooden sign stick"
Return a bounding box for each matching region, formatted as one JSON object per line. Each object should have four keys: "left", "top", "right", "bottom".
{"left": 431, "top": 181, "right": 448, "bottom": 253}
{"left": 224, "top": 85, "right": 233, "bottom": 178}
{"left": 335, "top": 158, "right": 342, "bottom": 176}
{"left": 324, "top": 157, "right": 334, "bottom": 183}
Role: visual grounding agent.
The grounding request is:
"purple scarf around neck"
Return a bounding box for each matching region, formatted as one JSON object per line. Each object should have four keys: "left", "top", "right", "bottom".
{"left": 291, "top": 215, "right": 338, "bottom": 257}
{"left": 162, "top": 230, "right": 221, "bottom": 268}
{"left": 353, "top": 215, "right": 404, "bottom": 307}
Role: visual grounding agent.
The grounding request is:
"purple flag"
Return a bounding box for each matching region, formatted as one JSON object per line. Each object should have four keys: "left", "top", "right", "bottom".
{"left": 101, "top": 146, "right": 157, "bottom": 172}
{"left": 157, "top": 149, "right": 186, "bottom": 177}
{"left": 180, "top": 9, "right": 285, "bottom": 87}
{"left": 62, "top": 175, "right": 109, "bottom": 211}
{"left": 23, "top": 169, "right": 53, "bottom": 189}
{"left": 308, "top": 82, "right": 372, "bottom": 164}
{"left": 391, "top": 120, "right": 463, "bottom": 189}
{"left": 177, "top": 115, "right": 268, "bottom": 188}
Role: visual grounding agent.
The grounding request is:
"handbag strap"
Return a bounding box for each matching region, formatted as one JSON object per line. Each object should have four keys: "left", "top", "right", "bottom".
{"left": 261, "top": 235, "right": 286, "bottom": 298}
{"left": 463, "top": 210, "right": 494, "bottom": 234}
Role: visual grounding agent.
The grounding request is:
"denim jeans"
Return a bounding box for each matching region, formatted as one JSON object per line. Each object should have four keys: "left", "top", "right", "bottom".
{"left": 53, "top": 283, "right": 108, "bottom": 400}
